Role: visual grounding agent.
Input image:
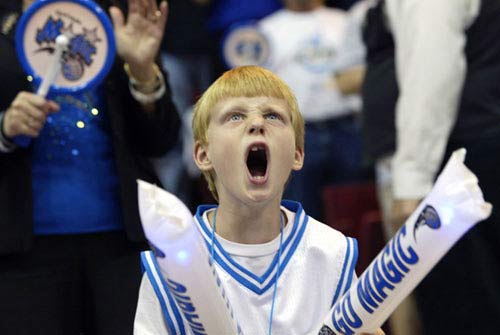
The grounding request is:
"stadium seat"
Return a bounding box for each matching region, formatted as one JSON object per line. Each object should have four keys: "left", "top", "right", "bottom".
{"left": 322, "top": 182, "right": 385, "bottom": 273}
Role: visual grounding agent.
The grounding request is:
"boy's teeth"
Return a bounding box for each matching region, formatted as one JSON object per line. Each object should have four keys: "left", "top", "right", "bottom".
{"left": 251, "top": 146, "right": 259, "bottom": 151}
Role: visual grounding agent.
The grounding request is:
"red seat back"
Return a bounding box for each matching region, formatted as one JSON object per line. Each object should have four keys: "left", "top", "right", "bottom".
{"left": 322, "top": 182, "right": 386, "bottom": 273}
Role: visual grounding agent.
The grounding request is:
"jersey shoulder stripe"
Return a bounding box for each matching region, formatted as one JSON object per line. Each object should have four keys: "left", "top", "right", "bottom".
{"left": 141, "top": 251, "right": 187, "bottom": 335}
{"left": 331, "top": 237, "right": 358, "bottom": 306}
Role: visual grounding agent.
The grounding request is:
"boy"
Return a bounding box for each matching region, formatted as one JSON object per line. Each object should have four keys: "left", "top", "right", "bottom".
{"left": 134, "top": 66, "right": 383, "bottom": 334}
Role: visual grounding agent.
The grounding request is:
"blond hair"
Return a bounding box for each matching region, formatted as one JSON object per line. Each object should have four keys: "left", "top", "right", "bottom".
{"left": 192, "top": 66, "right": 305, "bottom": 200}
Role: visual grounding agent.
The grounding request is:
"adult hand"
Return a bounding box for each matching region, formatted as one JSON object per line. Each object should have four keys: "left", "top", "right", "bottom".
{"left": 390, "top": 199, "right": 421, "bottom": 233}
{"left": 2, "top": 92, "right": 59, "bottom": 139}
{"left": 109, "top": 0, "right": 168, "bottom": 81}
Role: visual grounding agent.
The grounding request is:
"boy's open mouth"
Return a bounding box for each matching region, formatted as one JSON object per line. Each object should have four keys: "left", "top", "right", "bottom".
{"left": 246, "top": 143, "right": 268, "bottom": 182}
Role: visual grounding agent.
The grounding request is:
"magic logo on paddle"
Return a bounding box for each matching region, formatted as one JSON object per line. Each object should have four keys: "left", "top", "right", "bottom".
{"left": 35, "top": 15, "right": 102, "bottom": 82}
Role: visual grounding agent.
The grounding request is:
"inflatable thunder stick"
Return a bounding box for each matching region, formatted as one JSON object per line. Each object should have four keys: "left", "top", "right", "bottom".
{"left": 318, "top": 149, "right": 492, "bottom": 335}
{"left": 137, "top": 180, "right": 243, "bottom": 335}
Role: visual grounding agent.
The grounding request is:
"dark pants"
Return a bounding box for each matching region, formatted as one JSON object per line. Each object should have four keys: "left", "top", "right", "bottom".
{"left": 0, "top": 231, "right": 147, "bottom": 335}
{"left": 416, "top": 130, "right": 500, "bottom": 334}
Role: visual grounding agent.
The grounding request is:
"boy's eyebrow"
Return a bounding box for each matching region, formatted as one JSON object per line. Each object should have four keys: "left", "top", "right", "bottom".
{"left": 216, "top": 105, "right": 248, "bottom": 121}
{"left": 220, "top": 104, "right": 248, "bottom": 114}
{"left": 221, "top": 101, "right": 287, "bottom": 113}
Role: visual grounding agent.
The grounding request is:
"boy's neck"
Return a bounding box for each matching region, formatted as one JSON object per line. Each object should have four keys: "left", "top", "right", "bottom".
{"left": 210, "top": 200, "right": 286, "bottom": 244}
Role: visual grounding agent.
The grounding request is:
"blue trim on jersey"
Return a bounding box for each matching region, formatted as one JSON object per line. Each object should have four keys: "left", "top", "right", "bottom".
{"left": 343, "top": 238, "right": 358, "bottom": 296}
{"left": 274, "top": 213, "right": 308, "bottom": 281}
{"left": 198, "top": 202, "right": 302, "bottom": 282}
{"left": 257, "top": 213, "right": 309, "bottom": 294}
{"left": 331, "top": 237, "right": 358, "bottom": 306}
{"left": 141, "top": 251, "right": 186, "bottom": 335}
{"left": 194, "top": 200, "right": 308, "bottom": 295}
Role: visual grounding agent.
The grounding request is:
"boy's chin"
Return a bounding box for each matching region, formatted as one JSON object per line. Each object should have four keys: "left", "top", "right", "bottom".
{"left": 243, "top": 188, "right": 281, "bottom": 204}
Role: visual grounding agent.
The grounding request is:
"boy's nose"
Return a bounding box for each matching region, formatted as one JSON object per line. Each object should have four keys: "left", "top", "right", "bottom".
{"left": 248, "top": 116, "right": 265, "bottom": 134}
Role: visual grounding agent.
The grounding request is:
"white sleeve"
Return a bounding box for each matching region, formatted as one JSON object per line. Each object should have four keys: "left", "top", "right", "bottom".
{"left": 385, "top": 0, "right": 480, "bottom": 199}
{"left": 134, "top": 274, "right": 171, "bottom": 335}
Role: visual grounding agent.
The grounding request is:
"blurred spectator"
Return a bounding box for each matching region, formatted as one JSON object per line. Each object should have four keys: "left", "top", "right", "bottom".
{"left": 361, "top": 1, "right": 422, "bottom": 335}
{"left": 363, "top": 0, "right": 500, "bottom": 333}
{"left": 258, "top": 0, "right": 367, "bottom": 221}
{"left": 0, "top": 0, "right": 179, "bottom": 334}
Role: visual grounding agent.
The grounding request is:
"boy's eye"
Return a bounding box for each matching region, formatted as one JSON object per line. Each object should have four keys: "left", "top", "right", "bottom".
{"left": 265, "top": 112, "right": 282, "bottom": 121}
{"left": 228, "top": 114, "right": 243, "bottom": 122}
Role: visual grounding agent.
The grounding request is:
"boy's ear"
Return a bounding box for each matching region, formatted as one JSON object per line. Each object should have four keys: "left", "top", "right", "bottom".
{"left": 292, "top": 147, "right": 304, "bottom": 171}
{"left": 193, "top": 140, "right": 213, "bottom": 172}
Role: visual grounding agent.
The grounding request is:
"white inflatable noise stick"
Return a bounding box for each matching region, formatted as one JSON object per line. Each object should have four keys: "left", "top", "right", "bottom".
{"left": 317, "top": 148, "right": 492, "bottom": 334}
{"left": 137, "top": 180, "right": 243, "bottom": 335}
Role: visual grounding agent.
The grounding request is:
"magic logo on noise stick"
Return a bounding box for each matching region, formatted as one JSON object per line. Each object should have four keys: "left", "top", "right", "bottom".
{"left": 413, "top": 205, "right": 441, "bottom": 241}
{"left": 320, "top": 149, "right": 492, "bottom": 335}
{"left": 330, "top": 220, "right": 427, "bottom": 334}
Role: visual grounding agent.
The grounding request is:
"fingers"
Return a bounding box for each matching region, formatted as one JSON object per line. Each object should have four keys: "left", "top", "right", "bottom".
{"left": 146, "top": 0, "right": 159, "bottom": 14}
{"left": 158, "top": 1, "right": 168, "bottom": 28}
{"left": 145, "top": 1, "right": 168, "bottom": 31}
{"left": 115, "top": 0, "right": 167, "bottom": 64}
{"left": 118, "top": 0, "right": 167, "bottom": 28}
{"left": 128, "top": 0, "right": 142, "bottom": 15}
{"left": 114, "top": 0, "right": 162, "bottom": 26}
{"left": 129, "top": 0, "right": 154, "bottom": 17}
{"left": 109, "top": 6, "right": 125, "bottom": 29}
{"left": 139, "top": 0, "right": 166, "bottom": 23}
{"left": 3, "top": 92, "right": 59, "bottom": 138}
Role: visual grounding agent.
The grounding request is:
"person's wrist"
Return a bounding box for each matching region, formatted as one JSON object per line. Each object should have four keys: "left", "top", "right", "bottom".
{"left": 0, "top": 112, "right": 16, "bottom": 151}
{"left": 124, "top": 64, "right": 166, "bottom": 105}
{"left": 0, "top": 112, "right": 11, "bottom": 139}
{"left": 123, "top": 62, "right": 160, "bottom": 92}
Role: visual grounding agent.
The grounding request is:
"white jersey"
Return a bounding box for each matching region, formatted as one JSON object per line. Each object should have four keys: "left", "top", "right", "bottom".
{"left": 134, "top": 201, "right": 358, "bottom": 335}
{"left": 258, "top": 7, "right": 361, "bottom": 121}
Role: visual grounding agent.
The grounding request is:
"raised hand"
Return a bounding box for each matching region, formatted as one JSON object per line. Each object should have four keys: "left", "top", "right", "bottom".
{"left": 108, "top": 0, "right": 168, "bottom": 81}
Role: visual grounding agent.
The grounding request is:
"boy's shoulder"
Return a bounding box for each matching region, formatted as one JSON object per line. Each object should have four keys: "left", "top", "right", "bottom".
{"left": 282, "top": 200, "right": 354, "bottom": 251}
{"left": 299, "top": 207, "right": 358, "bottom": 301}
{"left": 305, "top": 214, "right": 354, "bottom": 251}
